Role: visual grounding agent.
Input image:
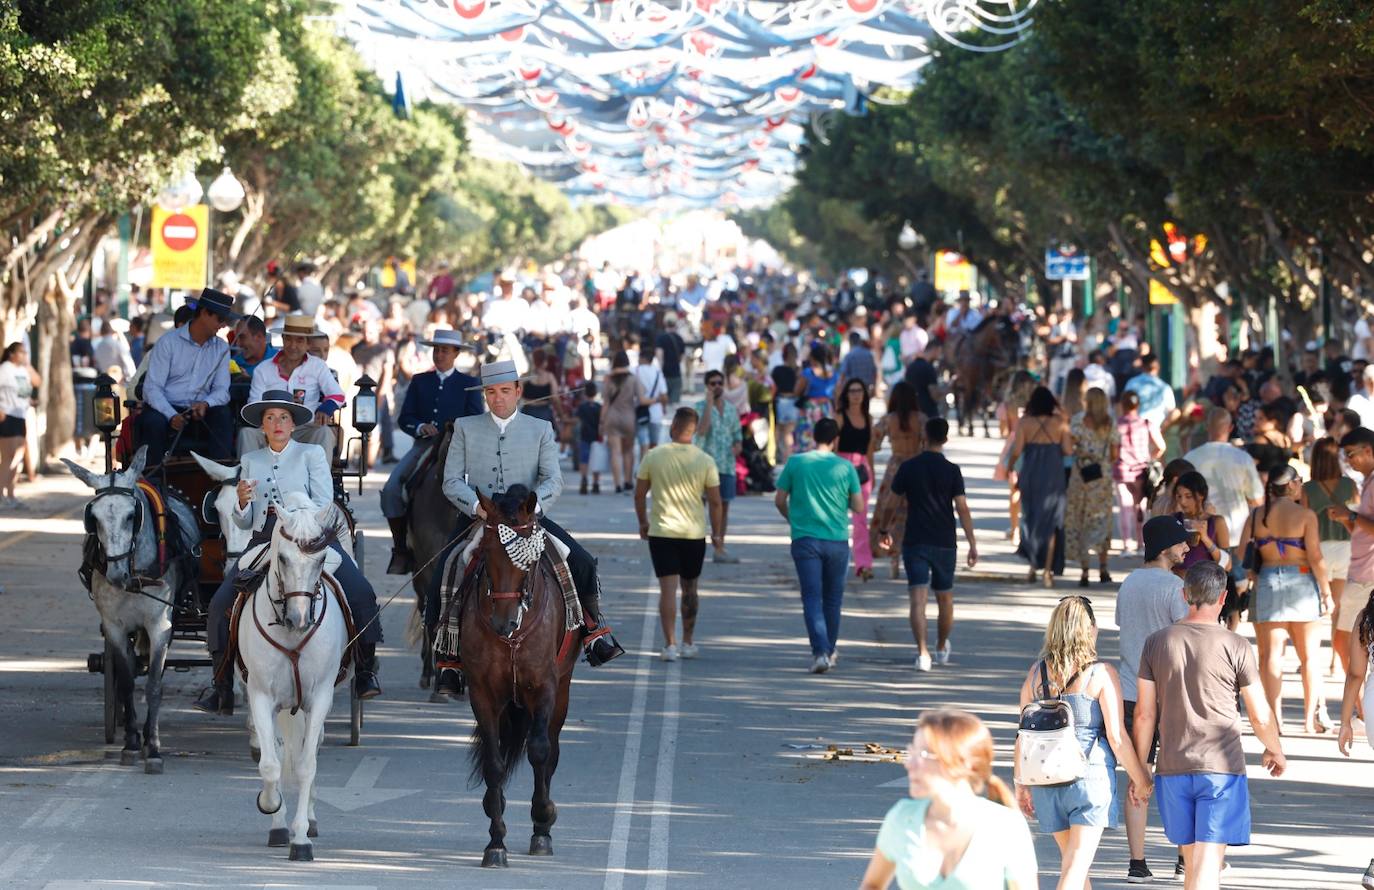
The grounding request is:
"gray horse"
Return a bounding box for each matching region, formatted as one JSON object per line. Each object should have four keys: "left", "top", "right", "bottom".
{"left": 64, "top": 446, "right": 200, "bottom": 773}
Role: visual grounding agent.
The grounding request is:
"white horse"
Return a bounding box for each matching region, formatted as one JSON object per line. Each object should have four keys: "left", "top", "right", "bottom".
{"left": 64, "top": 446, "right": 199, "bottom": 774}
{"left": 238, "top": 492, "right": 347, "bottom": 861}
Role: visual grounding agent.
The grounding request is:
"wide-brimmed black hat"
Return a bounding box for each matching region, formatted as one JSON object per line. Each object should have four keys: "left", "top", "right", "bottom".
{"left": 192, "top": 287, "right": 240, "bottom": 321}
{"left": 241, "top": 389, "right": 312, "bottom": 427}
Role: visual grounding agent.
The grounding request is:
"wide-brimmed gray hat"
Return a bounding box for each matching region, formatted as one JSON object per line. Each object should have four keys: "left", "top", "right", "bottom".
{"left": 241, "top": 389, "right": 313, "bottom": 427}
{"left": 419, "top": 328, "right": 474, "bottom": 350}
{"left": 465, "top": 359, "right": 531, "bottom": 391}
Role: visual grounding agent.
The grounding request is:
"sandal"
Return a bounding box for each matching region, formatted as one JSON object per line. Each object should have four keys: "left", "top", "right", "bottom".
{"left": 1100, "top": 569, "right": 1113, "bottom": 584}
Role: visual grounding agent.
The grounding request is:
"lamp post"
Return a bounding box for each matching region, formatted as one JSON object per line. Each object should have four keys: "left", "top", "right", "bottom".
{"left": 92, "top": 374, "right": 121, "bottom": 475}
{"left": 351, "top": 375, "right": 378, "bottom": 493}
{"left": 896, "top": 221, "right": 927, "bottom": 288}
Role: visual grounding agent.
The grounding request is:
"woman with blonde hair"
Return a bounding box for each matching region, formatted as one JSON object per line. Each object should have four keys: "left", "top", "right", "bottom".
{"left": 860, "top": 709, "right": 1038, "bottom": 890}
{"left": 1065, "top": 387, "right": 1119, "bottom": 587}
{"left": 1015, "top": 596, "right": 1153, "bottom": 890}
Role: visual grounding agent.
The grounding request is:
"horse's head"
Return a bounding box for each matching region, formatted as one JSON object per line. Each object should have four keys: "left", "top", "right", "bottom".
{"left": 271, "top": 493, "right": 336, "bottom": 631}
{"left": 477, "top": 486, "right": 543, "bottom": 640}
{"left": 63, "top": 446, "right": 150, "bottom": 588}
{"left": 190, "top": 451, "right": 250, "bottom": 560}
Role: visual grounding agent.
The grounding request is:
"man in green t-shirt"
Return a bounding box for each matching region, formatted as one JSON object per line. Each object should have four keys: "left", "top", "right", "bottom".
{"left": 774, "top": 417, "right": 863, "bottom": 674}
{"left": 635, "top": 408, "right": 723, "bottom": 663}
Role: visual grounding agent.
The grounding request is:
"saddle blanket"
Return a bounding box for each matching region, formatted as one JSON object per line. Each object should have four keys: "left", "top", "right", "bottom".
{"left": 433, "top": 522, "right": 583, "bottom": 666}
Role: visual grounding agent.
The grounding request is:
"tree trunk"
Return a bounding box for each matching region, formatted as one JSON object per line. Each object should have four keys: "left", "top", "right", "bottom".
{"left": 37, "top": 278, "right": 75, "bottom": 467}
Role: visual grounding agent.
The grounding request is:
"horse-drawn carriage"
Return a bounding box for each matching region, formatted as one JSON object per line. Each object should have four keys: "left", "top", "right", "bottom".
{"left": 78, "top": 374, "right": 378, "bottom": 758}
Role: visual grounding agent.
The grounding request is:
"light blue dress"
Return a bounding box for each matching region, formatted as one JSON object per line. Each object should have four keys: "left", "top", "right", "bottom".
{"left": 1029, "top": 664, "right": 1121, "bottom": 833}
{"left": 876, "top": 795, "right": 1038, "bottom": 889}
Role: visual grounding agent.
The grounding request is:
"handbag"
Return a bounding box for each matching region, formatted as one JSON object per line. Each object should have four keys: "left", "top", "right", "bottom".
{"left": 1078, "top": 461, "right": 1103, "bottom": 483}
{"left": 635, "top": 373, "right": 660, "bottom": 427}
{"left": 1241, "top": 510, "right": 1261, "bottom": 572}
{"left": 588, "top": 440, "right": 611, "bottom": 475}
{"left": 1016, "top": 661, "right": 1089, "bottom": 787}
{"left": 856, "top": 462, "right": 870, "bottom": 486}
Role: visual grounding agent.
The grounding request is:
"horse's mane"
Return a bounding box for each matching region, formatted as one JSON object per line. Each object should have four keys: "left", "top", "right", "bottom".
{"left": 492, "top": 484, "right": 532, "bottom": 522}
{"left": 277, "top": 492, "right": 329, "bottom": 550}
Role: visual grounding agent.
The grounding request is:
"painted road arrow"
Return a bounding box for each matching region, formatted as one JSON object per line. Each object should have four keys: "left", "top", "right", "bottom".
{"left": 314, "top": 756, "right": 417, "bottom": 812}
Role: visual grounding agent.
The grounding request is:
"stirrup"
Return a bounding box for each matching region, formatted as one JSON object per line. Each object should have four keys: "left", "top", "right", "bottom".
{"left": 583, "top": 626, "right": 625, "bottom": 667}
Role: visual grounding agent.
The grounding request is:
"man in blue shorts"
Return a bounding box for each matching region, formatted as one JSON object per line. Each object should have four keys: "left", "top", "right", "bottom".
{"left": 878, "top": 417, "right": 978, "bottom": 672}
{"left": 1134, "top": 561, "right": 1286, "bottom": 890}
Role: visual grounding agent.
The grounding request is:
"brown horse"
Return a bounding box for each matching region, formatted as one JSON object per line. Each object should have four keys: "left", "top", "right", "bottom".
{"left": 462, "top": 485, "right": 578, "bottom": 868}
{"left": 403, "top": 426, "right": 459, "bottom": 697}
{"left": 950, "top": 316, "right": 1020, "bottom": 437}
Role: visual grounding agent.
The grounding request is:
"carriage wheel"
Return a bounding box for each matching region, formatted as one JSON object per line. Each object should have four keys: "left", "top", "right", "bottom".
{"left": 352, "top": 530, "right": 364, "bottom": 573}
{"left": 102, "top": 638, "right": 118, "bottom": 745}
{"left": 348, "top": 682, "right": 362, "bottom": 747}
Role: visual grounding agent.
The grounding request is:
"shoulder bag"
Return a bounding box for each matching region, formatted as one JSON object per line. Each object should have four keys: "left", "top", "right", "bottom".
{"left": 635, "top": 372, "right": 660, "bottom": 428}
{"left": 1016, "top": 661, "right": 1089, "bottom": 786}
{"left": 1241, "top": 509, "right": 1262, "bottom": 572}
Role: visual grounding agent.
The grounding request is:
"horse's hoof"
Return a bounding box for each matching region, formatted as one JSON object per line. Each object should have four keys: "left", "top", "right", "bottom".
{"left": 288, "top": 843, "right": 314, "bottom": 862}
{"left": 250, "top": 746, "right": 261, "bottom": 764}
{"left": 529, "top": 834, "right": 553, "bottom": 856}
{"left": 307, "top": 820, "right": 318, "bottom": 839}
{"left": 257, "top": 790, "right": 282, "bottom": 815}
{"left": 144, "top": 757, "right": 163, "bottom": 775}
{"left": 481, "top": 848, "right": 509, "bottom": 868}
{"left": 419, "top": 674, "right": 432, "bottom": 689}
{"left": 119, "top": 749, "right": 138, "bottom": 767}
{"left": 428, "top": 690, "right": 450, "bottom": 704}
{"left": 268, "top": 828, "right": 290, "bottom": 847}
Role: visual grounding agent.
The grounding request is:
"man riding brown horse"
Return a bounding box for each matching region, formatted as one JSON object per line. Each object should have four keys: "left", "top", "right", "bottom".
{"left": 951, "top": 314, "right": 1020, "bottom": 436}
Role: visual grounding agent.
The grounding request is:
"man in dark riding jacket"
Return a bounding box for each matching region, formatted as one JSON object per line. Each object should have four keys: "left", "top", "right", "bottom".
{"left": 381, "top": 329, "right": 482, "bottom": 574}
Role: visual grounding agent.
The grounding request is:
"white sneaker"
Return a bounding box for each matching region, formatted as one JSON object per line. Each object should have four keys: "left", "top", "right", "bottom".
{"left": 915, "top": 653, "right": 932, "bottom": 672}
{"left": 660, "top": 645, "right": 678, "bottom": 662}
{"left": 680, "top": 643, "right": 699, "bottom": 659}
{"left": 827, "top": 649, "right": 837, "bottom": 667}
{"left": 809, "top": 654, "right": 830, "bottom": 674}
{"left": 934, "top": 641, "right": 951, "bottom": 665}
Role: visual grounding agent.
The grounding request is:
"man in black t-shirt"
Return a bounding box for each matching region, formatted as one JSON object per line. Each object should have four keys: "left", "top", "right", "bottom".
{"left": 903, "top": 342, "right": 942, "bottom": 417}
{"left": 655, "top": 315, "right": 686, "bottom": 404}
{"left": 879, "top": 418, "right": 977, "bottom": 672}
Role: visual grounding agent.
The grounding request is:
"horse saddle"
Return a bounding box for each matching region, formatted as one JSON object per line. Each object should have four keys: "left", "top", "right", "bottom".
{"left": 223, "top": 560, "right": 355, "bottom": 688}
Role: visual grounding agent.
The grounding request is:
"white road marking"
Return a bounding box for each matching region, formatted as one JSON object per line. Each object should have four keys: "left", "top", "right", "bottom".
{"left": 602, "top": 590, "right": 659, "bottom": 890}
{"left": 314, "top": 755, "right": 416, "bottom": 812}
{"left": 0, "top": 843, "right": 52, "bottom": 881}
{"left": 646, "top": 656, "right": 682, "bottom": 890}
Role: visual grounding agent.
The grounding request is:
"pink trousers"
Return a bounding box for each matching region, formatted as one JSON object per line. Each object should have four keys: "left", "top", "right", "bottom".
{"left": 840, "top": 451, "right": 874, "bottom": 571}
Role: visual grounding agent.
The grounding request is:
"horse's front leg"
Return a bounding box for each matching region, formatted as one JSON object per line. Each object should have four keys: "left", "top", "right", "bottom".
{"left": 472, "top": 690, "right": 509, "bottom": 868}
{"left": 110, "top": 627, "right": 141, "bottom": 766}
{"left": 248, "top": 688, "right": 288, "bottom": 846}
{"left": 525, "top": 686, "right": 557, "bottom": 856}
{"left": 140, "top": 606, "right": 173, "bottom": 774}
{"left": 288, "top": 692, "right": 329, "bottom": 862}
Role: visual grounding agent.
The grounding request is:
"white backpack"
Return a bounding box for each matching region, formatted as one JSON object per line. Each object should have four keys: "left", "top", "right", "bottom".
{"left": 1016, "top": 661, "right": 1091, "bottom": 786}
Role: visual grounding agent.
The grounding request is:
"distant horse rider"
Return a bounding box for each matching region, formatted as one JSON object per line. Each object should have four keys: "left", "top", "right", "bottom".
{"left": 134, "top": 287, "right": 238, "bottom": 466}
{"left": 383, "top": 329, "right": 483, "bottom": 574}
{"left": 429, "top": 360, "right": 624, "bottom": 693}
{"left": 194, "top": 390, "right": 382, "bottom": 714}
{"left": 237, "top": 314, "right": 345, "bottom": 456}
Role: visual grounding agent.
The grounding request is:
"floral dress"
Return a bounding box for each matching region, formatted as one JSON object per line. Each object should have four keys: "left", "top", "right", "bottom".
{"left": 869, "top": 413, "right": 926, "bottom": 558}
{"left": 1065, "top": 413, "right": 1119, "bottom": 564}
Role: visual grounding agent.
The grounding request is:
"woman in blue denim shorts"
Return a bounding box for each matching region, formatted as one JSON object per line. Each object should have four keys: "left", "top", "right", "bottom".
{"left": 1015, "top": 596, "right": 1154, "bottom": 890}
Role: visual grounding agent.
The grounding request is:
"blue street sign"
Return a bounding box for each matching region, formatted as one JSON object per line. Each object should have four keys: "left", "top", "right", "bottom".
{"left": 1045, "top": 246, "right": 1090, "bottom": 281}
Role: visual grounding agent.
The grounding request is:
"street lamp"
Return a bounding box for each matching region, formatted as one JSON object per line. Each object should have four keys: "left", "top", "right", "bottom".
{"left": 350, "top": 375, "right": 378, "bottom": 493}
{"left": 155, "top": 169, "right": 203, "bottom": 211}
{"left": 898, "top": 221, "right": 920, "bottom": 251}
{"left": 207, "top": 166, "right": 245, "bottom": 213}
{"left": 92, "top": 373, "right": 121, "bottom": 474}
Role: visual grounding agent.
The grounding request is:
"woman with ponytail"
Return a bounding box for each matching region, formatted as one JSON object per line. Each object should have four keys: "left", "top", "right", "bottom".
{"left": 1014, "top": 596, "right": 1154, "bottom": 890}
{"left": 860, "top": 709, "right": 1038, "bottom": 890}
{"left": 1237, "top": 463, "right": 1333, "bottom": 733}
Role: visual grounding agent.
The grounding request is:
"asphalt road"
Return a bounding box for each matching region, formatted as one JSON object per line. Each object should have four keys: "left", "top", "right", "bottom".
{"left": 0, "top": 435, "right": 1367, "bottom": 889}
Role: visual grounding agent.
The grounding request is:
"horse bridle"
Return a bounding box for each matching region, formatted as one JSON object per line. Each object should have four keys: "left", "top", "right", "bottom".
{"left": 483, "top": 519, "right": 544, "bottom": 626}
{"left": 253, "top": 525, "right": 336, "bottom": 716}
{"left": 85, "top": 483, "right": 146, "bottom": 569}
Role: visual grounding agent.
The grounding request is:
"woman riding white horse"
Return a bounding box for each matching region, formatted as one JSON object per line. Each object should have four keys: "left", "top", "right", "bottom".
{"left": 194, "top": 389, "right": 382, "bottom": 713}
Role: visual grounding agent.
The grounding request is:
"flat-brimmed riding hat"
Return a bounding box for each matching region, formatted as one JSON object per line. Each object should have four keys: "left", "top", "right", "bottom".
{"left": 280, "top": 314, "right": 326, "bottom": 339}
{"left": 420, "top": 328, "right": 473, "bottom": 351}
{"left": 465, "top": 359, "right": 531, "bottom": 391}
{"left": 241, "top": 389, "right": 313, "bottom": 427}
{"left": 192, "top": 287, "right": 240, "bottom": 321}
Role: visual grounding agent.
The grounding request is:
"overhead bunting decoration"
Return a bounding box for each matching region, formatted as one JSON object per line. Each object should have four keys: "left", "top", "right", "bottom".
{"left": 337, "top": 0, "right": 1035, "bottom": 207}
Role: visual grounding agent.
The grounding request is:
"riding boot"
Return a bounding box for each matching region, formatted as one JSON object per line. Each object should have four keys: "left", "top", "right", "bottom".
{"left": 385, "top": 517, "right": 415, "bottom": 575}
{"left": 193, "top": 652, "right": 234, "bottom": 715}
{"left": 353, "top": 643, "right": 382, "bottom": 700}
{"left": 578, "top": 594, "right": 625, "bottom": 667}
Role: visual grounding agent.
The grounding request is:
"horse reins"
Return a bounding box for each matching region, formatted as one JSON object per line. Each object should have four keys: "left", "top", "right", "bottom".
{"left": 252, "top": 559, "right": 337, "bottom": 716}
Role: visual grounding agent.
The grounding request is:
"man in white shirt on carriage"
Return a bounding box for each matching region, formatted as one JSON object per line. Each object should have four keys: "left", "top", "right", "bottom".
{"left": 238, "top": 314, "right": 345, "bottom": 455}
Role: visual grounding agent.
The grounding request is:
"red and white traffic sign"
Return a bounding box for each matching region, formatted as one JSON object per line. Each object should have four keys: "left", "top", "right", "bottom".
{"left": 160, "top": 213, "right": 199, "bottom": 251}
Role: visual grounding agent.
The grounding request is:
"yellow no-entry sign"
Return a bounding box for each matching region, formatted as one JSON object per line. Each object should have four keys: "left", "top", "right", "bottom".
{"left": 150, "top": 204, "right": 209, "bottom": 289}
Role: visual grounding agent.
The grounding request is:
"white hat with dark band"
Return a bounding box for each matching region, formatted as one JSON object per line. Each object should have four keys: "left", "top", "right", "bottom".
{"left": 465, "top": 359, "right": 531, "bottom": 391}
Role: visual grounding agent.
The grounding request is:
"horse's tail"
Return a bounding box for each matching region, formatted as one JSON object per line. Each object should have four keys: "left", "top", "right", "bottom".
{"left": 467, "top": 700, "right": 531, "bottom": 791}
{"left": 405, "top": 600, "right": 424, "bottom": 649}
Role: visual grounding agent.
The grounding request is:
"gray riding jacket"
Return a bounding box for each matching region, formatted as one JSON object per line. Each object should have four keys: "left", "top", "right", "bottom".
{"left": 441, "top": 410, "right": 562, "bottom": 518}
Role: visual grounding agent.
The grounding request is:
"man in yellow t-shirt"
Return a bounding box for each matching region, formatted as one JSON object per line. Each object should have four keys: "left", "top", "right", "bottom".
{"left": 635, "top": 407, "right": 724, "bottom": 663}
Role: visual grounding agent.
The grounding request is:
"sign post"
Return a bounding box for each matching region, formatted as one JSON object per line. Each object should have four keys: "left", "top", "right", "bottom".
{"left": 150, "top": 204, "right": 209, "bottom": 291}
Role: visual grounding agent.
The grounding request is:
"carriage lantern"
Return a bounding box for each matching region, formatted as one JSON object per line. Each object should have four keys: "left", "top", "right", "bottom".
{"left": 352, "top": 375, "right": 378, "bottom": 435}
{"left": 93, "top": 374, "right": 120, "bottom": 474}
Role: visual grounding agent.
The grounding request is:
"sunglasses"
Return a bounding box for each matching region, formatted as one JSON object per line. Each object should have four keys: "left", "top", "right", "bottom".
{"left": 1059, "top": 594, "right": 1096, "bottom": 623}
{"left": 707, "top": 380, "right": 724, "bottom": 387}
